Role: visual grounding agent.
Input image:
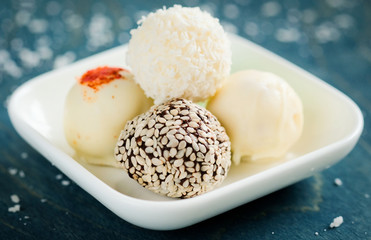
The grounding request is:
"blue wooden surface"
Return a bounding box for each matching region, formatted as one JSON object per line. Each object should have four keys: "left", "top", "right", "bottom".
{"left": 1, "top": 0, "right": 370, "bottom": 239}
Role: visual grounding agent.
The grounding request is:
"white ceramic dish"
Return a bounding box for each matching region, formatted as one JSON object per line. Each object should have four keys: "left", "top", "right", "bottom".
{"left": 8, "top": 34, "right": 363, "bottom": 230}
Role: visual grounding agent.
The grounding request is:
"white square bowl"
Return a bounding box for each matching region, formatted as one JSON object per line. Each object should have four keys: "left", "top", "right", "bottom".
{"left": 8, "top": 34, "right": 363, "bottom": 230}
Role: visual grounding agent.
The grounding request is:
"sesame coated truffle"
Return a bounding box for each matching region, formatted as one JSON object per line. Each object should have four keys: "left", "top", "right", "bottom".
{"left": 115, "top": 98, "right": 231, "bottom": 198}
{"left": 126, "top": 5, "right": 231, "bottom": 104}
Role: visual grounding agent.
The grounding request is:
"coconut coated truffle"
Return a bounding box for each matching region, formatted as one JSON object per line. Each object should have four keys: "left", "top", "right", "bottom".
{"left": 126, "top": 5, "right": 231, "bottom": 104}
{"left": 115, "top": 98, "right": 231, "bottom": 198}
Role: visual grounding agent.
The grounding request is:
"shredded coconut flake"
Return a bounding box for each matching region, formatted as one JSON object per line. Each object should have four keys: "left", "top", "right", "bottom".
{"left": 19, "top": 48, "right": 41, "bottom": 68}
{"left": 127, "top": 5, "right": 231, "bottom": 104}
{"left": 275, "top": 28, "right": 300, "bottom": 42}
{"left": 8, "top": 204, "right": 21, "bottom": 213}
{"left": 223, "top": 4, "right": 240, "bottom": 19}
{"left": 10, "top": 194, "right": 20, "bottom": 203}
{"left": 61, "top": 180, "right": 70, "bottom": 186}
{"left": 28, "top": 19, "right": 49, "bottom": 33}
{"left": 86, "top": 13, "right": 113, "bottom": 50}
{"left": 9, "top": 168, "right": 18, "bottom": 175}
{"left": 261, "top": 1, "right": 281, "bottom": 17}
{"left": 19, "top": 171, "right": 25, "bottom": 178}
{"left": 53, "top": 51, "right": 76, "bottom": 69}
{"left": 244, "top": 22, "right": 258, "bottom": 37}
{"left": 20, "top": 152, "right": 28, "bottom": 159}
{"left": 330, "top": 216, "right": 343, "bottom": 228}
{"left": 334, "top": 178, "right": 343, "bottom": 186}
{"left": 315, "top": 22, "right": 340, "bottom": 43}
{"left": 15, "top": 10, "right": 31, "bottom": 26}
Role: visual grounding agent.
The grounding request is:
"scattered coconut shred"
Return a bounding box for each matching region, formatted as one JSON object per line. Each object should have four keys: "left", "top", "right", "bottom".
{"left": 334, "top": 178, "right": 343, "bottom": 186}
{"left": 8, "top": 194, "right": 21, "bottom": 213}
{"left": 330, "top": 216, "right": 344, "bottom": 228}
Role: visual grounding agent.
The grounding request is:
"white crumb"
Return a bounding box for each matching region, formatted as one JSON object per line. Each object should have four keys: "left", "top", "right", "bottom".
{"left": 19, "top": 171, "right": 25, "bottom": 178}
{"left": 8, "top": 204, "right": 21, "bottom": 213}
{"left": 86, "top": 13, "right": 113, "bottom": 50}
{"left": 8, "top": 168, "right": 18, "bottom": 175}
{"left": 19, "top": 48, "right": 41, "bottom": 68}
{"left": 53, "top": 51, "right": 76, "bottom": 69}
{"left": 334, "top": 178, "right": 343, "bottom": 186}
{"left": 275, "top": 28, "right": 300, "bottom": 42}
{"left": 20, "top": 152, "right": 28, "bottom": 159}
{"left": 61, "top": 180, "right": 70, "bottom": 186}
{"left": 330, "top": 216, "right": 343, "bottom": 228}
{"left": 315, "top": 232, "right": 319, "bottom": 236}
{"left": 28, "top": 19, "right": 48, "bottom": 33}
{"left": 40, "top": 198, "right": 47, "bottom": 203}
{"left": 55, "top": 174, "right": 63, "bottom": 180}
{"left": 261, "top": 1, "right": 281, "bottom": 17}
{"left": 10, "top": 194, "right": 20, "bottom": 203}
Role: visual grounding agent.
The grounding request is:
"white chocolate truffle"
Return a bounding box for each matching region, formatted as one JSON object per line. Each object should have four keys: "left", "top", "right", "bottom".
{"left": 64, "top": 67, "right": 153, "bottom": 166}
{"left": 126, "top": 5, "right": 231, "bottom": 104}
{"left": 115, "top": 98, "right": 231, "bottom": 198}
{"left": 207, "top": 70, "right": 303, "bottom": 164}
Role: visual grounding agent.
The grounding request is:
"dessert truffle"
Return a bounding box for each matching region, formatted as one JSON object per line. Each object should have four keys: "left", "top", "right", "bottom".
{"left": 126, "top": 5, "right": 231, "bottom": 104}
{"left": 64, "top": 66, "right": 153, "bottom": 166}
{"left": 115, "top": 98, "right": 231, "bottom": 198}
{"left": 207, "top": 70, "right": 303, "bottom": 164}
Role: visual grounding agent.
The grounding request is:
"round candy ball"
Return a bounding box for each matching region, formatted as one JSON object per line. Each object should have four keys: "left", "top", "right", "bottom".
{"left": 207, "top": 70, "right": 304, "bottom": 164}
{"left": 126, "top": 5, "right": 231, "bottom": 104}
{"left": 115, "top": 98, "right": 231, "bottom": 198}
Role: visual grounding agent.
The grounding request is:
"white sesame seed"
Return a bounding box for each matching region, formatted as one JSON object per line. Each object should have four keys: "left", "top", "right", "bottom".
{"left": 174, "top": 119, "right": 182, "bottom": 125}
{"left": 192, "top": 141, "right": 199, "bottom": 151}
{"left": 178, "top": 140, "right": 187, "bottom": 150}
{"left": 155, "top": 123, "right": 164, "bottom": 129}
{"left": 187, "top": 127, "right": 196, "bottom": 133}
{"left": 179, "top": 171, "right": 187, "bottom": 179}
{"left": 199, "top": 143, "right": 207, "bottom": 153}
{"left": 146, "top": 128, "right": 154, "bottom": 138}
{"left": 140, "top": 128, "right": 148, "bottom": 136}
{"left": 142, "top": 174, "right": 151, "bottom": 182}
{"left": 167, "top": 138, "right": 179, "bottom": 148}
{"left": 167, "top": 129, "right": 177, "bottom": 136}
{"left": 189, "top": 121, "right": 199, "bottom": 128}
{"left": 184, "top": 135, "right": 192, "bottom": 143}
{"left": 173, "top": 159, "right": 184, "bottom": 168}
{"left": 176, "top": 149, "right": 185, "bottom": 158}
{"left": 160, "top": 126, "right": 169, "bottom": 135}
{"left": 170, "top": 109, "right": 178, "bottom": 115}
{"left": 145, "top": 147, "right": 154, "bottom": 154}
{"left": 152, "top": 158, "right": 163, "bottom": 166}
{"left": 145, "top": 138, "right": 154, "bottom": 146}
{"left": 135, "top": 155, "right": 145, "bottom": 166}
{"left": 183, "top": 180, "right": 189, "bottom": 187}
{"left": 169, "top": 148, "right": 177, "bottom": 158}
{"left": 148, "top": 119, "right": 156, "bottom": 128}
